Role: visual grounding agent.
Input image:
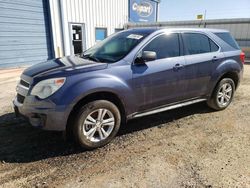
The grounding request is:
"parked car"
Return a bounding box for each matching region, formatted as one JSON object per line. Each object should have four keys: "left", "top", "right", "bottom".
{"left": 14, "top": 28, "right": 244, "bottom": 149}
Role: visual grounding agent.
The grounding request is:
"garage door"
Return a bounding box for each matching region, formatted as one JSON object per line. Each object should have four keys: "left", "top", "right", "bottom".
{"left": 0, "top": 0, "right": 53, "bottom": 68}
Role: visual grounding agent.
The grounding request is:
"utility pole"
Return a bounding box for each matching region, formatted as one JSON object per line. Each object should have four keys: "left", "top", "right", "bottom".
{"left": 198, "top": 10, "right": 207, "bottom": 28}
{"left": 204, "top": 9, "right": 207, "bottom": 28}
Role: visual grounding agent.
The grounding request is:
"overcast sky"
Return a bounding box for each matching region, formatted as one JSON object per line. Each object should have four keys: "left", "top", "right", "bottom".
{"left": 159, "top": 0, "right": 250, "bottom": 21}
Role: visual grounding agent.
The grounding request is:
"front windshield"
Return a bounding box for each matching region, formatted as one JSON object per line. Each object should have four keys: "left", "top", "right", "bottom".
{"left": 82, "top": 30, "right": 149, "bottom": 63}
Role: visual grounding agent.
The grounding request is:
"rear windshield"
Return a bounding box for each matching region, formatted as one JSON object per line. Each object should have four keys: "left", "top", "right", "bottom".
{"left": 214, "top": 32, "right": 240, "bottom": 49}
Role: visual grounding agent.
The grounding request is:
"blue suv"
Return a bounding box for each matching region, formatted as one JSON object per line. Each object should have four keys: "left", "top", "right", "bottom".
{"left": 14, "top": 28, "right": 244, "bottom": 149}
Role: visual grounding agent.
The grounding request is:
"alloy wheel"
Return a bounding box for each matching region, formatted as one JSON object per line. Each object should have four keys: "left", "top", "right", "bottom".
{"left": 217, "top": 83, "right": 233, "bottom": 106}
{"left": 82, "top": 108, "right": 115, "bottom": 142}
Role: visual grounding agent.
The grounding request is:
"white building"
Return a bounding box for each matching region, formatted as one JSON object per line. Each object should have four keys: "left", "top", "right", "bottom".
{"left": 0, "top": 0, "right": 159, "bottom": 68}
{"left": 0, "top": 0, "right": 128, "bottom": 68}
{"left": 49, "top": 0, "right": 128, "bottom": 57}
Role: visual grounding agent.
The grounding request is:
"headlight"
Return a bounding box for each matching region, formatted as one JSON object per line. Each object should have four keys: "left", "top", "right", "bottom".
{"left": 31, "top": 77, "right": 66, "bottom": 99}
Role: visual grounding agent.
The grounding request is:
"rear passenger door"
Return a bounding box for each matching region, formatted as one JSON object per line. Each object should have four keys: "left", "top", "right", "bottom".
{"left": 182, "top": 32, "right": 223, "bottom": 98}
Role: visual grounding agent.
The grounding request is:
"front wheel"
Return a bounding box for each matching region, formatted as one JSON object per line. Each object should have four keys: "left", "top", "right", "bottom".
{"left": 73, "top": 100, "right": 121, "bottom": 149}
{"left": 207, "top": 78, "right": 235, "bottom": 110}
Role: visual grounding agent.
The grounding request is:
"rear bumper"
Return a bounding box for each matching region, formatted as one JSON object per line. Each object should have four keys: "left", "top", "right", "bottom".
{"left": 13, "top": 95, "right": 70, "bottom": 131}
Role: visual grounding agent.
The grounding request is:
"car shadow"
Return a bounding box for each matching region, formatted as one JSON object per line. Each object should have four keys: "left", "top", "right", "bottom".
{"left": 0, "top": 102, "right": 213, "bottom": 163}
{"left": 0, "top": 113, "right": 82, "bottom": 163}
{"left": 119, "top": 102, "right": 213, "bottom": 135}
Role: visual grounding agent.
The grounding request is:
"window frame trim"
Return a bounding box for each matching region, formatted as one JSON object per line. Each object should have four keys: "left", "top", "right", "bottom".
{"left": 181, "top": 32, "right": 221, "bottom": 56}
{"left": 133, "top": 32, "right": 183, "bottom": 64}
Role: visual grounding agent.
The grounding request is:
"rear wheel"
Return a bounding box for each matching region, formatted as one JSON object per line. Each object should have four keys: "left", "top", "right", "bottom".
{"left": 73, "top": 100, "right": 121, "bottom": 149}
{"left": 207, "top": 78, "right": 235, "bottom": 110}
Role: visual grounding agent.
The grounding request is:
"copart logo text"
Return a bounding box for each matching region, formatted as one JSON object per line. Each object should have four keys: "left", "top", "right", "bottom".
{"left": 132, "top": 1, "right": 153, "bottom": 17}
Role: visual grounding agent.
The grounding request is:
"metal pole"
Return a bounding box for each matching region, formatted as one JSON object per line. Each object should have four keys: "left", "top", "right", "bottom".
{"left": 204, "top": 9, "right": 207, "bottom": 28}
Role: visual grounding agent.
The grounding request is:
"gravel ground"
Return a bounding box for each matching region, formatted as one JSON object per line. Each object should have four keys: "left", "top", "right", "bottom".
{"left": 0, "top": 65, "right": 249, "bottom": 188}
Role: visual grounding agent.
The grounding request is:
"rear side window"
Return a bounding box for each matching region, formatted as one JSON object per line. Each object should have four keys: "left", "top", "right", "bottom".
{"left": 214, "top": 32, "right": 240, "bottom": 49}
{"left": 183, "top": 33, "right": 210, "bottom": 55}
{"left": 143, "top": 33, "right": 180, "bottom": 59}
{"left": 183, "top": 33, "right": 219, "bottom": 55}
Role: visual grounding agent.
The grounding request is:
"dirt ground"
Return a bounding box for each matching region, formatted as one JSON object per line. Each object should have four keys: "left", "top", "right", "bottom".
{"left": 0, "top": 65, "right": 249, "bottom": 188}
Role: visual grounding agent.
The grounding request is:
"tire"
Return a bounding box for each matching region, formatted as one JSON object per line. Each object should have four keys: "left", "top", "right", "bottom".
{"left": 207, "top": 78, "right": 235, "bottom": 110}
{"left": 73, "top": 100, "right": 121, "bottom": 149}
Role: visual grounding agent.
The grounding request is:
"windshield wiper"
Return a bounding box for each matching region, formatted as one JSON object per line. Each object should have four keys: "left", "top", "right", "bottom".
{"left": 88, "top": 56, "right": 100, "bottom": 62}
{"left": 81, "top": 54, "right": 100, "bottom": 62}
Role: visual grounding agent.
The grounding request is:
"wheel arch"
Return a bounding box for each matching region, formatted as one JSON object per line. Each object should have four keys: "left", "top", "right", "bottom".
{"left": 219, "top": 71, "right": 239, "bottom": 88}
{"left": 209, "top": 70, "right": 239, "bottom": 98}
{"left": 66, "top": 91, "right": 127, "bottom": 135}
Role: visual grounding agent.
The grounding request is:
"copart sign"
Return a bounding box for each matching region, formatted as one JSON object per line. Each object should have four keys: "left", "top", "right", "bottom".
{"left": 129, "top": 0, "right": 158, "bottom": 22}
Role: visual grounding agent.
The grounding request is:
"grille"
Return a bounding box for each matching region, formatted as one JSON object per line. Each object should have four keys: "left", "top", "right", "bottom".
{"left": 20, "top": 79, "right": 30, "bottom": 88}
{"left": 17, "top": 94, "right": 25, "bottom": 104}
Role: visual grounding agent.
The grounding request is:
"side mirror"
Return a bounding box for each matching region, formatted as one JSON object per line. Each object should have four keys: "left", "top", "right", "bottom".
{"left": 135, "top": 51, "right": 157, "bottom": 65}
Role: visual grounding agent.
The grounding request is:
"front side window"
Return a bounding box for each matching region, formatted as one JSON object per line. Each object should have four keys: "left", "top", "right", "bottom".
{"left": 142, "top": 33, "right": 180, "bottom": 60}
{"left": 183, "top": 33, "right": 211, "bottom": 55}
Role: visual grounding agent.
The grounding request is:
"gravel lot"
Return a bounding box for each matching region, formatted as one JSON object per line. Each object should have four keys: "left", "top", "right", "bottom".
{"left": 0, "top": 65, "right": 249, "bottom": 188}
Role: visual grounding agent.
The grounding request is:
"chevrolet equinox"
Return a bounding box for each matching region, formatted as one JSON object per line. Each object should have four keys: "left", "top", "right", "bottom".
{"left": 14, "top": 28, "right": 244, "bottom": 149}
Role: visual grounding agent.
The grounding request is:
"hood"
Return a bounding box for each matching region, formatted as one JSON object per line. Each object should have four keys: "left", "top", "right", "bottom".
{"left": 23, "top": 56, "right": 108, "bottom": 77}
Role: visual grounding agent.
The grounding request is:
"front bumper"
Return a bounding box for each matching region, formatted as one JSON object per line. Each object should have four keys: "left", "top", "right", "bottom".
{"left": 13, "top": 95, "right": 69, "bottom": 131}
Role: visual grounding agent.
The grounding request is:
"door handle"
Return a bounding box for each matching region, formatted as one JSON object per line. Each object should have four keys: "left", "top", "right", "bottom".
{"left": 173, "top": 63, "right": 184, "bottom": 71}
{"left": 212, "top": 56, "right": 219, "bottom": 62}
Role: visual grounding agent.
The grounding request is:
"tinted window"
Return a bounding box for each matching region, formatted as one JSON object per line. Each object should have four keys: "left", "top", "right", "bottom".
{"left": 143, "top": 33, "right": 180, "bottom": 59}
{"left": 210, "top": 39, "right": 219, "bottom": 52}
{"left": 214, "top": 32, "right": 240, "bottom": 49}
{"left": 183, "top": 33, "right": 211, "bottom": 55}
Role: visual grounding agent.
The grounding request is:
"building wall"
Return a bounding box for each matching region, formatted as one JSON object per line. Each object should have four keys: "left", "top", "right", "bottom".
{"left": 50, "top": 0, "right": 128, "bottom": 57}
{"left": 49, "top": 0, "right": 64, "bottom": 58}
{"left": 0, "top": 0, "right": 53, "bottom": 68}
{"left": 126, "top": 18, "right": 250, "bottom": 58}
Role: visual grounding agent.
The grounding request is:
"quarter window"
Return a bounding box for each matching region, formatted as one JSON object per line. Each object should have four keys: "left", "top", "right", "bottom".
{"left": 142, "top": 33, "right": 180, "bottom": 60}
{"left": 214, "top": 32, "right": 239, "bottom": 49}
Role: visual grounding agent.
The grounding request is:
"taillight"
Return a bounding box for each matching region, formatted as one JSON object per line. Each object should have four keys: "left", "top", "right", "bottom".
{"left": 240, "top": 51, "right": 245, "bottom": 64}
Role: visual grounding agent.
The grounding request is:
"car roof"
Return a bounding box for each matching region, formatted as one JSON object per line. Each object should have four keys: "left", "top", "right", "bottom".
{"left": 128, "top": 27, "right": 229, "bottom": 34}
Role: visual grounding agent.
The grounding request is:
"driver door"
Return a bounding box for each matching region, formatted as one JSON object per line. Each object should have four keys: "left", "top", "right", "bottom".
{"left": 132, "top": 33, "right": 188, "bottom": 111}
